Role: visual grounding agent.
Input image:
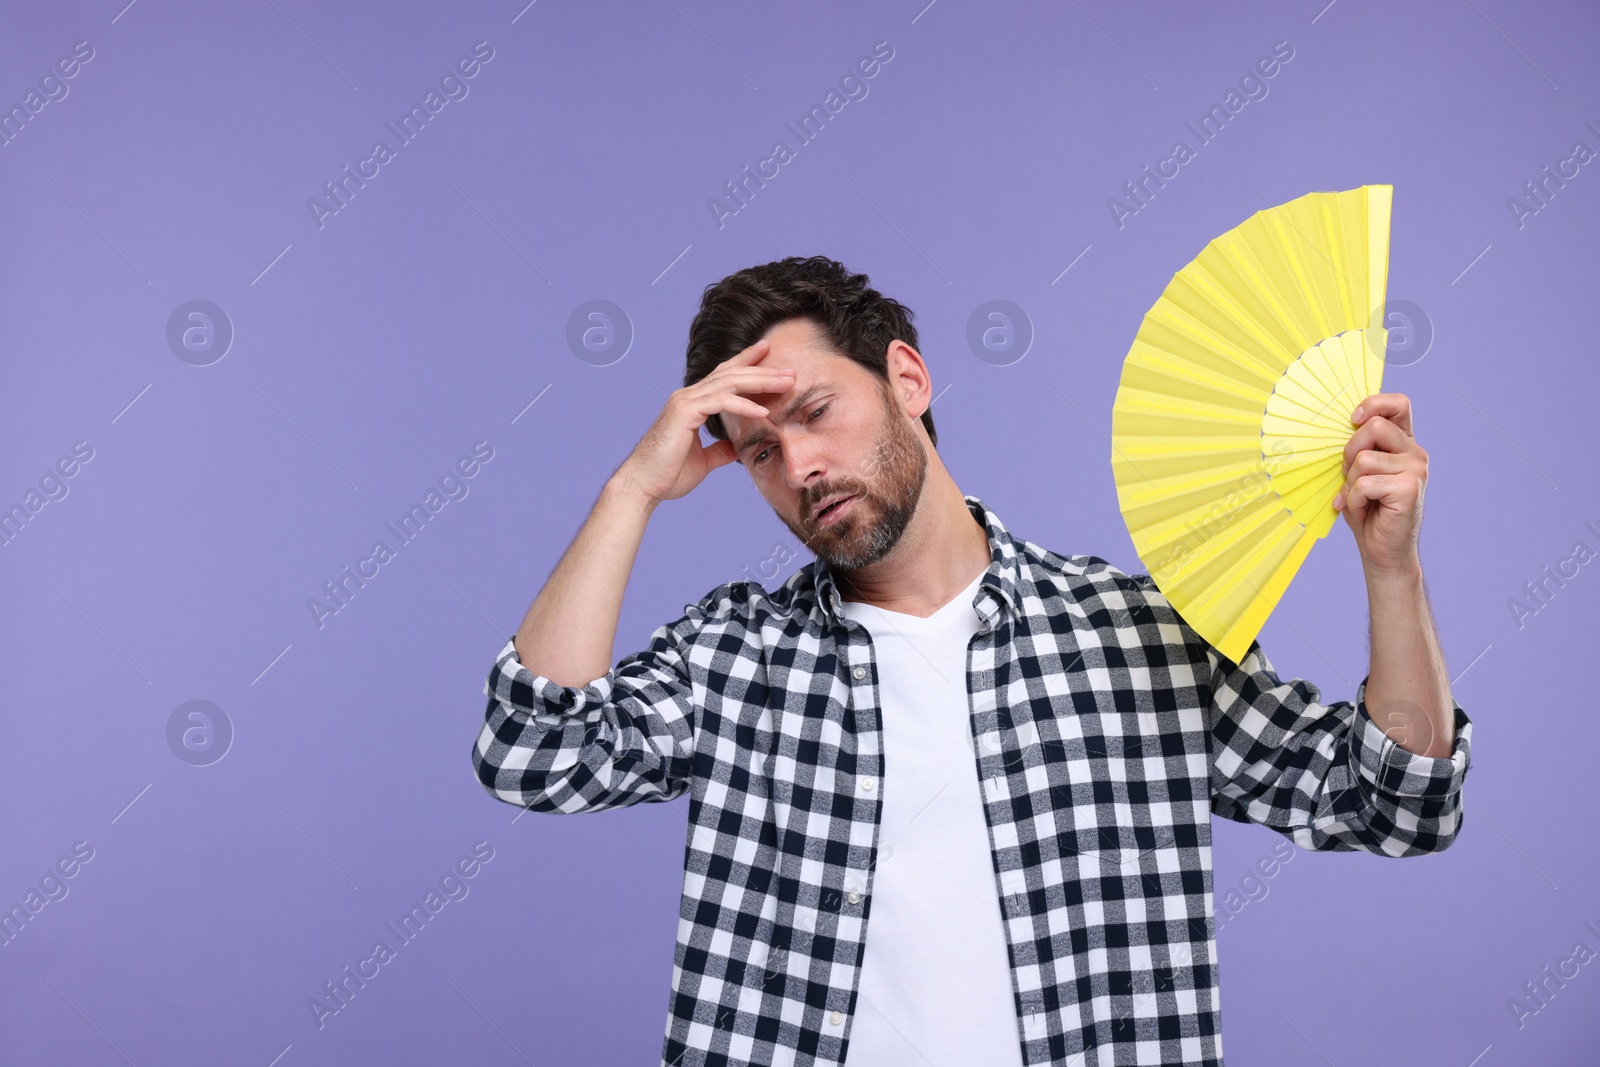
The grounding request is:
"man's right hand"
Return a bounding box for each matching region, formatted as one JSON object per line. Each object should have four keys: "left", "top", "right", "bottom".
{"left": 509, "top": 337, "right": 792, "bottom": 685}
{"left": 615, "top": 336, "right": 794, "bottom": 505}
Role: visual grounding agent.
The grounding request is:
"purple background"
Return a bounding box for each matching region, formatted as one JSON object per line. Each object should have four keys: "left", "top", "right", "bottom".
{"left": 3, "top": 1, "right": 1596, "bottom": 1064}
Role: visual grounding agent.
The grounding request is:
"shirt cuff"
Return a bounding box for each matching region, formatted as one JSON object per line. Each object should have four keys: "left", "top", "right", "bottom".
{"left": 485, "top": 636, "right": 615, "bottom": 718}
{"left": 1348, "top": 675, "right": 1472, "bottom": 801}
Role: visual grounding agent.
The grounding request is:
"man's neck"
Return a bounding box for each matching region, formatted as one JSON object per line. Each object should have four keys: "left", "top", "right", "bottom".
{"left": 834, "top": 476, "right": 991, "bottom": 618}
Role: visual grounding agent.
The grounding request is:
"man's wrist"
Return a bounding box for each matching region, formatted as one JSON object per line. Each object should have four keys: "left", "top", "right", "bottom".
{"left": 1363, "top": 554, "right": 1425, "bottom": 592}
{"left": 604, "top": 467, "right": 661, "bottom": 517}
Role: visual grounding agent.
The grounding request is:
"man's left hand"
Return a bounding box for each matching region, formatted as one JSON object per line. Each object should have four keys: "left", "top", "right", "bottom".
{"left": 1334, "top": 392, "right": 1427, "bottom": 579}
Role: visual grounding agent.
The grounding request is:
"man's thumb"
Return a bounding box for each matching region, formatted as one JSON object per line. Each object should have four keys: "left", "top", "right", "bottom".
{"left": 702, "top": 439, "right": 738, "bottom": 471}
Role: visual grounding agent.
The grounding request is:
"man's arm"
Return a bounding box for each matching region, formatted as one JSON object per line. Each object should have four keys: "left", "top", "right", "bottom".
{"left": 1200, "top": 623, "right": 1472, "bottom": 856}
{"left": 513, "top": 473, "right": 658, "bottom": 688}
{"left": 514, "top": 334, "right": 788, "bottom": 687}
{"left": 1202, "top": 390, "right": 1474, "bottom": 855}
{"left": 475, "top": 589, "right": 703, "bottom": 815}
{"left": 1334, "top": 392, "right": 1454, "bottom": 760}
{"left": 1362, "top": 562, "right": 1454, "bottom": 758}
{"left": 473, "top": 336, "right": 794, "bottom": 814}
{"left": 473, "top": 474, "right": 694, "bottom": 815}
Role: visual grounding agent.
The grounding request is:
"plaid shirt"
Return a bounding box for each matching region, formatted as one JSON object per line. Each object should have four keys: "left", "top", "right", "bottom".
{"left": 473, "top": 494, "right": 1473, "bottom": 1067}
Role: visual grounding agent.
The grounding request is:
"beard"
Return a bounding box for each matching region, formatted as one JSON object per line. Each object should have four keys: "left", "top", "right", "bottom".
{"left": 781, "top": 387, "right": 928, "bottom": 573}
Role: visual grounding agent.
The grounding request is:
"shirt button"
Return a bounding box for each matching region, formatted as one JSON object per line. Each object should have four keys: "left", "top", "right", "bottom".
{"left": 861, "top": 777, "right": 875, "bottom": 792}
{"left": 829, "top": 1010, "right": 844, "bottom": 1026}
{"left": 853, "top": 666, "right": 866, "bottom": 680}
{"left": 847, "top": 890, "right": 861, "bottom": 904}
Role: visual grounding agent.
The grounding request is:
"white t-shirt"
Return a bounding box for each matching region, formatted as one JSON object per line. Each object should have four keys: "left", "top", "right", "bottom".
{"left": 837, "top": 569, "right": 1025, "bottom": 1066}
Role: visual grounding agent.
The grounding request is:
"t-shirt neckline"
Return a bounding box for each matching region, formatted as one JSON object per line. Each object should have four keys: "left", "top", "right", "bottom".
{"left": 841, "top": 568, "right": 986, "bottom": 625}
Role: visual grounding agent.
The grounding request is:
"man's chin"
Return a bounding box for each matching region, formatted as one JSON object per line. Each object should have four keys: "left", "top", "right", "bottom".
{"left": 811, "top": 514, "right": 899, "bottom": 572}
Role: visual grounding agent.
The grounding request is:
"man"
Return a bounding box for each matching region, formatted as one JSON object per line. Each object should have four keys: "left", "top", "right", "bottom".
{"left": 473, "top": 256, "right": 1472, "bottom": 1067}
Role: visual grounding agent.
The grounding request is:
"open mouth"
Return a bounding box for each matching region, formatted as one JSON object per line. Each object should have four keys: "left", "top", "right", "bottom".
{"left": 815, "top": 494, "right": 857, "bottom": 526}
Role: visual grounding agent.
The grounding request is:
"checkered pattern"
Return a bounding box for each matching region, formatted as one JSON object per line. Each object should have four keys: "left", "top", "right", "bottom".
{"left": 473, "top": 495, "right": 1473, "bottom": 1067}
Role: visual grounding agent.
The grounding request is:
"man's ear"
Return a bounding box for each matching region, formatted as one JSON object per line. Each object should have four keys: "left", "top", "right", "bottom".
{"left": 886, "top": 340, "right": 931, "bottom": 417}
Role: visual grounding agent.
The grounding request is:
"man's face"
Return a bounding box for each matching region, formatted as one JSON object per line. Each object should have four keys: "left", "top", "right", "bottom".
{"left": 724, "top": 320, "right": 928, "bottom": 573}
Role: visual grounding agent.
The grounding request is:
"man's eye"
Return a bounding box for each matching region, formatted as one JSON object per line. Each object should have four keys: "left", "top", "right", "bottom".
{"left": 752, "top": 407, "right": 824, "bottom": 466}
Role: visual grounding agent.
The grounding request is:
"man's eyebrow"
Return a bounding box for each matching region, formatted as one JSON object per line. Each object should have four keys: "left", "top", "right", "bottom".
{"left": 735, "top": 382, "right": 833, "bottom": 456}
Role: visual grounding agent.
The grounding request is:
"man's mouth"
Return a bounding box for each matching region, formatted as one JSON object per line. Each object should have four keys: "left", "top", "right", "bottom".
{"left": 814, "top": 493, "right": 858, "bottom": 527}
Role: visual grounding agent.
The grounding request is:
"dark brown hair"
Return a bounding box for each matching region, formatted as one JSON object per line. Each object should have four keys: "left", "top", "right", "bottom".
{"left": 683, "top": 255, "right": 936, "bottom": 448}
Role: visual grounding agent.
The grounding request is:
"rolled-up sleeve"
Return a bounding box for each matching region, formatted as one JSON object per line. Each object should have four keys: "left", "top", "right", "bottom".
{"left": 1205, "top": 638, "right": 1473, "bottom": 858}
{"left": 472, "top": 609, "right": 701, "bottom": 815}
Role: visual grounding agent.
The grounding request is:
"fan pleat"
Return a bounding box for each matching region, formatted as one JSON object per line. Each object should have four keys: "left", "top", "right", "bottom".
{"left": 1110, "top": 185, "right": 1393, "bottom": 662}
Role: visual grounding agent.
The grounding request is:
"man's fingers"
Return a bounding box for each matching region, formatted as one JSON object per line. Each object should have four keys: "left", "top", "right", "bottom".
{"left": 700, "top": 368, "right": 794, "bottom": 423}
{"left": 709, "top": 365, "right": 794, "bottom": 389}
{"left": 1337, "top": 473, "right": 1403, "bottom": 516}
{"left": 1342, "top": 446, "right": 1412, "bottom": 480}
{"left": 698, "top": 366, "right": 794, "bottom": 403}
{"left": 1351, "top": 392, "right": 1413, "bottom": 436}
{"left": 678, "top": 367, "right": 790, "bottom": 412}
{"left": 1342, "top": 414, "right": 1418, "bottom": 472}
{"left": 695, "top": 391, "right": 769, "bottom": 420}
{"left": 1337, "top": 469, "right": 1423, "bottom": 515}
{"left": 729, "top": 336, "right": 772, "bottom": 365}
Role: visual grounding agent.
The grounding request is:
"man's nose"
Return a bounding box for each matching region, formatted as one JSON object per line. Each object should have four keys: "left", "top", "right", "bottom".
{"left": 782, "top": 434, "right": 826, "bottom": 492}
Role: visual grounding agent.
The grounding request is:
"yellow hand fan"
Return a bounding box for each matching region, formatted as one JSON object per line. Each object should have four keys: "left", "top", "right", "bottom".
{"left": 1110, "top": 184, "right": 1392, "bottom": 663}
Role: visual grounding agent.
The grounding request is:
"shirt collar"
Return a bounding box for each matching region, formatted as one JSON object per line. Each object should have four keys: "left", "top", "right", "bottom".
{"left": 810, "top": 493, "right": 1025, "bottom": 630}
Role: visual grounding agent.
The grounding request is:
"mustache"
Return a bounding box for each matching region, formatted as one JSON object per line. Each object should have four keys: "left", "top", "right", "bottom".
{"left": 804, "top": 484, "right": 866, "bottom": 523}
